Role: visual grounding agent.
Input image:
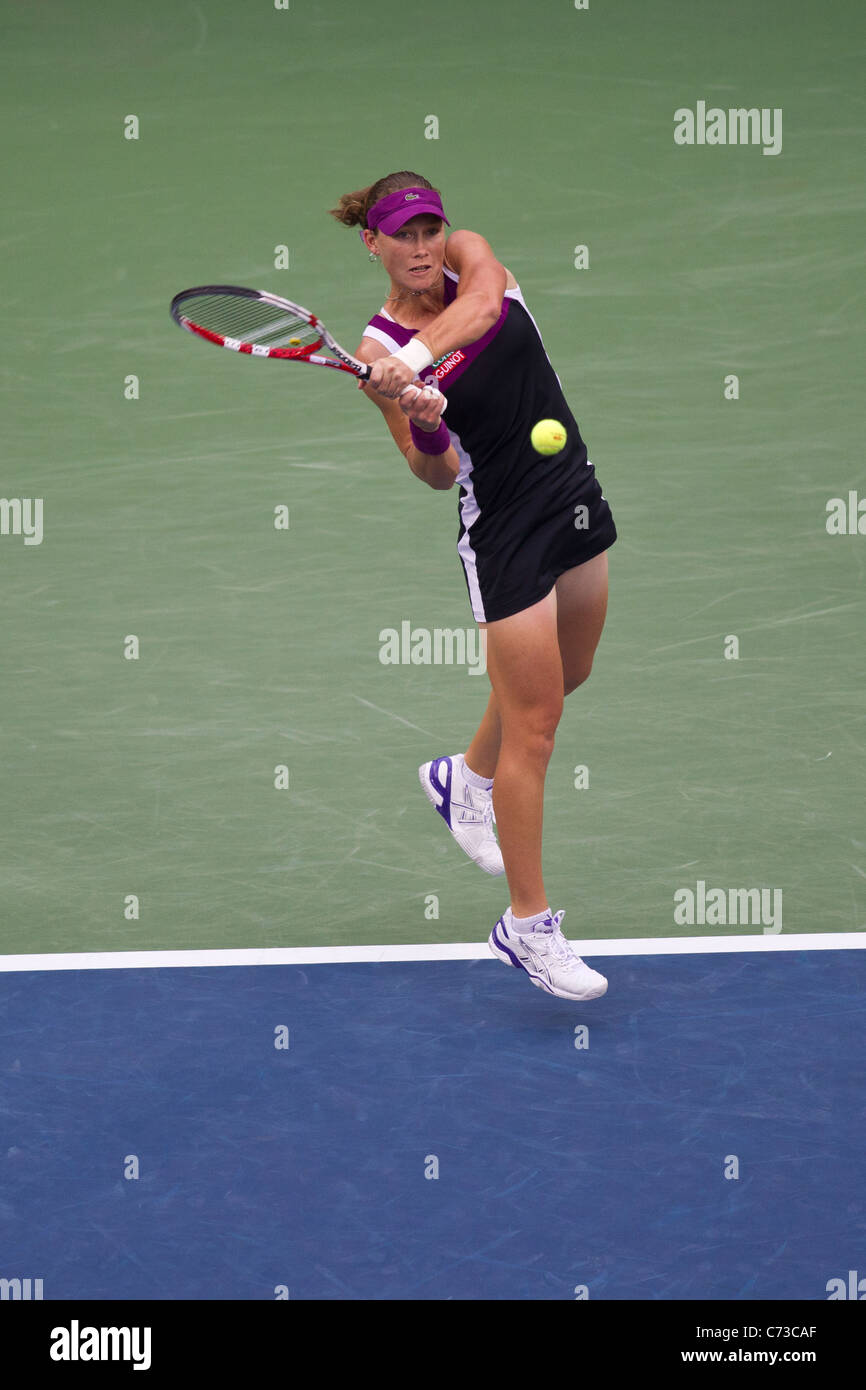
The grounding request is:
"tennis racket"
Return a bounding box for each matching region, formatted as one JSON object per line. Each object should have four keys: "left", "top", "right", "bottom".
{"left": 169, "top": 284, "right": 446, "bottom": 412}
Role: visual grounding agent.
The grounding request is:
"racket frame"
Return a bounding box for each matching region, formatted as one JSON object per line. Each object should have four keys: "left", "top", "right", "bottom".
{"left": 170, "top": 284, "right": 447, "bottom": 415}
{"left": 169, "top": 284, "right": 371, "bottom": 379}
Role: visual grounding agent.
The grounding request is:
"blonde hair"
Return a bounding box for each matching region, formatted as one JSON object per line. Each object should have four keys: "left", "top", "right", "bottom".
{"left": 328, "top": 171, "right": 439, "bottom": 229}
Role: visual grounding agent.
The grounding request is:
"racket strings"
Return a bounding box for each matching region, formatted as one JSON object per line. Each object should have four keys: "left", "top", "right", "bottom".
{"left": 183, "top": 294, "right": 322, "bottom": 351}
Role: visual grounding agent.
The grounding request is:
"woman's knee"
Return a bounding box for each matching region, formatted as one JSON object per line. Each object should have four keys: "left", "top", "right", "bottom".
{"left": 503, "top": 699, "right": 563, "bottom": 758}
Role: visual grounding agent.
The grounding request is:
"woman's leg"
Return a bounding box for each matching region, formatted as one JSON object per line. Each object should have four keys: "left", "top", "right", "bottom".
{"left": 482, "top": 589, "right": 564, "bottom": 918}
{"left": 463, "top": 688, "right": 501, "bottom": 781}
{"left": 555, "top": 551, "right": 609, "bottom": 695}
{"left": 464, "top": 550, "right": 611, "bottom": 777}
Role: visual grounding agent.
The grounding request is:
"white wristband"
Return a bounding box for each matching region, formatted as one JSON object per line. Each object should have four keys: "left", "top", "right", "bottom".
{"left": 393, "top": 337, "right": 434, "bottom": 375}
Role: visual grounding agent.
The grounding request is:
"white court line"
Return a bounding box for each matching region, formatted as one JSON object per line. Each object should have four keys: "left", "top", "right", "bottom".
{"left": 0, "top": 933, "right": 863, "bottom": 973}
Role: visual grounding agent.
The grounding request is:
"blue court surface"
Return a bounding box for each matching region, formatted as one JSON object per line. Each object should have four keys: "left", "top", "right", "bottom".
{"left": 1, "top": 949, "right": 863, "bottom": 1301}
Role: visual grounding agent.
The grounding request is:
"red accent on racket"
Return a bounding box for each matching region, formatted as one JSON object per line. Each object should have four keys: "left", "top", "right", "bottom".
{"left": 169, "top": 284, "right": 446, "bottom": 411}
{"left": 170, "top": 285, "right": 363, "bottom": 371}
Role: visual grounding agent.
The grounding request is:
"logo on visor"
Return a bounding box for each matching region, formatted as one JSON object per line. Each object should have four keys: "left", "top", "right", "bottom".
{"left": 404, "top": 192, "right": 420, "bottom": 200}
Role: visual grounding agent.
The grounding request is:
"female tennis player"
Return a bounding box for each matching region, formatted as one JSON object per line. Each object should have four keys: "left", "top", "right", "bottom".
{"left": 330, "top": 171, "right": 616, "bottom": 1001}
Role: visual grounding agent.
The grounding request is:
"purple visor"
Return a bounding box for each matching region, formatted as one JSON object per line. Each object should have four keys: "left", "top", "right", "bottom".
{"left": 366, "top": 186, "right": 450, "bottom": 236}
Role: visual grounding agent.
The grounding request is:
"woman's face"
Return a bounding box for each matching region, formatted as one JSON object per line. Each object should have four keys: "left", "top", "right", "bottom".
{"left": 368, "top": 214, "right": 446, "bottom": 294}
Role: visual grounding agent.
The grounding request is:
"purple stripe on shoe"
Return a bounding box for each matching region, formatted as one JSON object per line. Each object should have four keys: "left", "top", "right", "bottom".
{"left": 429, "top": 756, "right": 453, "bottom": 825}
{"left": 493, "top": 919, "right": 525, "bottom": 971}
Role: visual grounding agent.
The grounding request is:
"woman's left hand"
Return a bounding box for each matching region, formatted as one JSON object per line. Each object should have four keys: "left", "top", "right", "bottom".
{"left": 398, "top": 382, "right": 445, "bottom": 429}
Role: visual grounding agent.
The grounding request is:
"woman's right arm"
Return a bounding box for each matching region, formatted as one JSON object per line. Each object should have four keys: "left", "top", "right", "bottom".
{"left": 354, "top": 338, "right": 459, "bottom": 492}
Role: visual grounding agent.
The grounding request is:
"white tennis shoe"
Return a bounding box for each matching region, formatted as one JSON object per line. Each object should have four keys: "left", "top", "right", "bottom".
{"left": 418, "top": 753, "right": 504, "bottom": 876}
{"left": 488, "top": 908, "right": 608, "bottom": 1001}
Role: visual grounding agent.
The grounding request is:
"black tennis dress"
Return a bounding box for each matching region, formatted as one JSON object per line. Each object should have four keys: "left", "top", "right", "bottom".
{"left": 362, "top": 265, "right": 616, "bottom": 623}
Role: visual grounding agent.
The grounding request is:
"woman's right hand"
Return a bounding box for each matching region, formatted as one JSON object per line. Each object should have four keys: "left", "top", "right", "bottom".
{"left": 367, "top": 352, "right": 422, "bottom": 399}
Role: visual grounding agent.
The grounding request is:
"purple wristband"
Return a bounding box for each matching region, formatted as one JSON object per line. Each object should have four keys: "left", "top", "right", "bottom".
{"left": 410, "top": 418, "right": 451, "bottom": 455}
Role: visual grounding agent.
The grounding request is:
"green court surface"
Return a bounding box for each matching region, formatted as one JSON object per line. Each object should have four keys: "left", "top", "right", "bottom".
{"left": 1, "top": 0, "right": 863, "bottom": 955}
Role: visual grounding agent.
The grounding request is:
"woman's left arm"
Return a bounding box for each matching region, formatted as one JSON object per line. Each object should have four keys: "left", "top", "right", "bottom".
{"left": 367, "top": 230, "right": 507, "bottom": 398}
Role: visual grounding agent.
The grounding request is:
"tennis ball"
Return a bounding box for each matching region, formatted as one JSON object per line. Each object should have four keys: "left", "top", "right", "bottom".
{"left": 530, "top": 419, "right": 567, "bottom": 455}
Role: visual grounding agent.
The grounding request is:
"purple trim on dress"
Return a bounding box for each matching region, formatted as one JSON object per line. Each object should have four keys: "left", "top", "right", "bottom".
{"left": 363, "top": 268, "right": 507, "bottom": 387}
{"left": 422, "top": 299, "right": 511, "bottom": 392}
{"left": 365, "top": 313, "right": 416, "bottom": 347}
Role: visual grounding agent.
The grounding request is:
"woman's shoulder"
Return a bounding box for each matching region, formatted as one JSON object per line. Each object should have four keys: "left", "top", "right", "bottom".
{"left": 444, "top": 229, "right": 518, "bottom": 290}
